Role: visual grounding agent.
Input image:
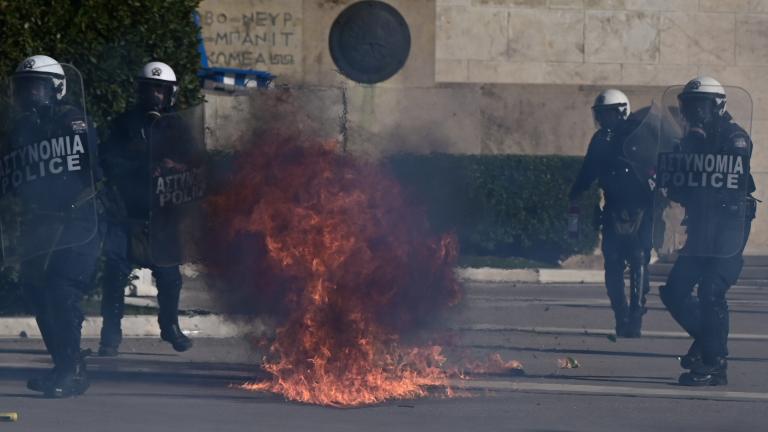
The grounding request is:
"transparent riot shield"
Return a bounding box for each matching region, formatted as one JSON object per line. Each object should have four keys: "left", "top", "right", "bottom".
{"left": 0, "top": 63, "right": 97, "bottom": 264}
{"left": 149, "top": 104, "right": 207, "bottom": 266}
{"left": 653, "top": 85, "right": 753, "bottom": 258}
{"left": 623, "top": 103, "right": 664, "bottom": 182}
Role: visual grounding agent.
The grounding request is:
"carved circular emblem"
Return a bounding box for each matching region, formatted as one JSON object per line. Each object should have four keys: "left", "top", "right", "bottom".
{"left": 151, "top": 67, "right": 163, "bottom": 77}
{"left": 23, "top": 58, "right": 36, "bottom": 69}
{"left": 329, "top": 1, "right": 411, "bottom": 84}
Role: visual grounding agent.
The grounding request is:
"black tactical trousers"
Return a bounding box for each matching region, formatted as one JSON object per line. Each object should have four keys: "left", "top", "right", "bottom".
{"left": 100, "top": 222, "right": 183, "bottom": 348}
{"left": 660, "top": 222, "right": 751, "bottom": 362}
{"left": 601, "top": 213, "right": 652, "bottom": 325}
{"left": 22, "top": 227, "right": 103, "bottom": 371}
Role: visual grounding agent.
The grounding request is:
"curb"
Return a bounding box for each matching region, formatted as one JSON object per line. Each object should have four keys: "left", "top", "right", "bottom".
{"left": 458, "top": 267, "right": 604, "bottom": 284}
{"left": 0, "top": 315, "right": 265, "bottom": 339}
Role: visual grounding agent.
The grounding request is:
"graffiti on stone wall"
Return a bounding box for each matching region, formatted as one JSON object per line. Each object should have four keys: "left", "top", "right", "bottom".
{"left": 199, "top": 0, "right": 302, "bottom": 75}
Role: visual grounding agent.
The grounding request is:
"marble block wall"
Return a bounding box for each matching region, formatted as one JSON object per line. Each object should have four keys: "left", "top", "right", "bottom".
{"left": 199, "top": 0, "right": 768, "bottom": 252}
{"left": 436, "top": 0, "right": 768, "bottom": 253}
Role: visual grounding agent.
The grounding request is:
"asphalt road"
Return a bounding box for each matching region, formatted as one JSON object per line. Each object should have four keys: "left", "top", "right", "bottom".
{"left": 1, "top": 280, "right": 767, "bottom": 432}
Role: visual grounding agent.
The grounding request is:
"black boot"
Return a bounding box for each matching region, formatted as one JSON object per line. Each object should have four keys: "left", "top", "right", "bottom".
{"left": 98, "top": 319, "right": 122, "bottom": 357}
{"left": 28, "top": 317, "right": 62, "bottom": 391}
{"left": 610, "top": 294, "right": 631, "bottom": 338}
{"left": 680, "top": 341, "right": 703, "bottom": 370}
{"left": 98, "top": 345, "right": 119, "bottom": 357}
{"left": 160, "top": 324, "right": 193, "bottom": 352}
{"left": 32, "top": 352, "right": 90, "bottom": 398}
{"left": 27, "top": 367, "right": 58, "bottom": 393}
{"left": 626, "top": 311, "right": 643, "bottom": 338}
{"left": 625, "top": 297, "right": 646, "bottom": 338}
{"left": 29, "top": 349, "right": 89, "bottom": 393}
{"left": 626, "top": 256, "right": 648, "bottom": 338}
{"left": 615, "top": 315, "right": 631, "bottom": 338}
{"left": 155, "top": 266, "right": 190, "bottom": 352}
{"left": 99, "top": 269, "right": 126, "bottom": 357}
{"left": 679, "top": 357, "right": 727, "bottom": 387}
{"left": 43, "top": 364, "right": 90, "bottom": 398}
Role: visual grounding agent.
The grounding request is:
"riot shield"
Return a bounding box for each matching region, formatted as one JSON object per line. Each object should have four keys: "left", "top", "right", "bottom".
{"left": 0, "top": 63, "right": 97, "bottom": 264}
{"left": 653, "top": 85, "right": 753, "bottom": 258}
{"left": 148, "top": 104, "right": 207, "bottom": 266}
{"left": 623, "top": 103, "right": 665, "bottom": 182}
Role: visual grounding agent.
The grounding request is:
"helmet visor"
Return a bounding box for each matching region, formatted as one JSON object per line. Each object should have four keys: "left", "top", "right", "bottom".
{"left": 592, "top": 105, "right": 624, "bottom": 130}
{"left": 678, "top": 94, "right": 717, "bottom": 126}
{"left": 137, "top": 80, "right": 174, "bottom": 112}
{"left": 11, "top": 75, "right": 56, "bottom": 111}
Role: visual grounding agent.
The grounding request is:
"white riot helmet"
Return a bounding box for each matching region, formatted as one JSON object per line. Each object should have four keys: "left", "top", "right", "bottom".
{"left": 11, "top": 55, "right": 67, "bottom": 110}
{"left": 592, "top": 89, "right": 631, "bottom": 119}
{"left": 136, "top": 61, "right": 178, "bottom": 110}
{"left": 678, "top": 76, "right": 727, "bottom": 124}
{"left": 592, "top": 89, "right": 631, "bottom": 131}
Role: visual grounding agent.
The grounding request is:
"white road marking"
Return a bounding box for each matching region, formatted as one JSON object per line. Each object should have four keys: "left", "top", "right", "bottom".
{"left": 456, "top": 325, "right": 768, "bottom": 341}
{"left": 453, "top": 379, "right": 768, "bottom": 402}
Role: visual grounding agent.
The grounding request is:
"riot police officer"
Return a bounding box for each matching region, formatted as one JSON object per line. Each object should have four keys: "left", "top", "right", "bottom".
{"left": 570, "top": 89, "right": 654, "bottom": 338}
{"left": 659, "top": 77, "right": 756, "bottom": 386}
{"left": 98, "top": 61, "right": 193, "bottom": 356}
{"left": 5, "top": 55, "right": 104, "bottom": 397}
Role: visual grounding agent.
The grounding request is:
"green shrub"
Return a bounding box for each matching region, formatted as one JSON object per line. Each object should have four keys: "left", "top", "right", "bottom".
{"left": 387, "top": 154, "right": 601, "bottom": 264}
{"left": 0, "top": 0, "right": 203, "bottom": 132}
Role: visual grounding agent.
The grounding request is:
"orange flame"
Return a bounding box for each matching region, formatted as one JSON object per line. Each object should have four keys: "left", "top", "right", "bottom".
{"left": 204, "top": 135, "right": 461, "bottom": 407}
{"left": 455, "top": 353, "right": 524, "bottom": 377}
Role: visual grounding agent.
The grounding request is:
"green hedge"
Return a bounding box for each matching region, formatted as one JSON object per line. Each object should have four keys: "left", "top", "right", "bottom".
{"left": 0, "top": 0, "right": 203, "bottom": 131}
{"left": 387, "top": 154, "right": 601, "bottom": 264}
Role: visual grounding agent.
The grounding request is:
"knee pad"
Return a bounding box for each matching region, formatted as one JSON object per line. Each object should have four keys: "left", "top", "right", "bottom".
{"left": 700, "top": 289, "right": 728, "bottom": 313}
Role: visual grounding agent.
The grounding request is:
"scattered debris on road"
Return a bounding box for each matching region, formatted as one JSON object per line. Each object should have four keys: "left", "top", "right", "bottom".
{"left": 558, "top": 357, "right": 580, "bottom": 369}
{"left": 0, "top": 412, "right": 19, "bottom": 422}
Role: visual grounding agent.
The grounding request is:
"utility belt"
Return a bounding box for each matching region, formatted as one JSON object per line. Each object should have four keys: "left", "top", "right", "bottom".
{"left": 598, "top": 206, "right": 649, "bottom": 237}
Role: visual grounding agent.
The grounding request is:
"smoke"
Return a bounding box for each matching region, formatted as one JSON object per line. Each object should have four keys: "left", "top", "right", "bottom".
{"left": 197, "top": 87, "right": 463, "bottom": 405}
{"left": 203, "top": 136, "right": 461, "bottom": 326}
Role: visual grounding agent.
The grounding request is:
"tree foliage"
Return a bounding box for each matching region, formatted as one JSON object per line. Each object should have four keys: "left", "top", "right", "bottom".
{"left": 0, "top": 0, "right": 203, "bottom": 131}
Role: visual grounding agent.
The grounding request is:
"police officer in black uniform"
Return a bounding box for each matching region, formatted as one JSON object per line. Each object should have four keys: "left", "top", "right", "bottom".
{"left": 98, "top": 61, "right": 192, "bottom": 356}
{"left": 659, "top": 77, "right": 756, "bottom": 386}
{"left": 570, "top": 89, "right": 654, "bottom": 338}
{"left": 6, "top": 55, "right": 104, "bottom": 398}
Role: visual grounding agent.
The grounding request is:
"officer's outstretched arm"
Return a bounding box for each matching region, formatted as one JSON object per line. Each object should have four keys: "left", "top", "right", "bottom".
{"left": 569, "top": 135, "right": 601, "bottom": 202}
